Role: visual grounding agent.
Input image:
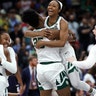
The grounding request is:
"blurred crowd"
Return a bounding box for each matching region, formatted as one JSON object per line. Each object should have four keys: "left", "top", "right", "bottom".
{"left": 0, "top": 0, "right": 96, "bottom": 96}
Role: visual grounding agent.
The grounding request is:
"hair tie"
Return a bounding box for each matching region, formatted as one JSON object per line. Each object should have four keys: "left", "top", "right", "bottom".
{"left": 57, "top": 0, "right": 63, "bottom": 10}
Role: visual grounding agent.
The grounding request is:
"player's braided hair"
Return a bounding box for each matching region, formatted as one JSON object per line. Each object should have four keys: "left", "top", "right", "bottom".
{"left": 0, "top": 27, "right": 7, "bottom": 38}
{"left": 22, "top": 9, "right": 39, "bottom": 28}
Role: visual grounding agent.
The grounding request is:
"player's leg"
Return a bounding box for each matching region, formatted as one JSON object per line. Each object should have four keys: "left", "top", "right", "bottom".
{"left": 48, "top": 64, "right": 71, "bottom": 96}
{"left": 61, "top": 44, "right": 90, "bottom": 91}
{"left": 52, "top": 90, "right": 58, "bottom": 96}
{"left": 38, "top": 77, "right": 52, "bottom": 96}
{"left": 40, "top": 89, "right": 52, "bottom": 96}
{"left": 68, "top": 62, "right": 96, "bottom": 96}
{"left": 38, "top": 80, "right": 52, "bottom": 96}
{"left": 56, "top": 86, "right": 71, "bottom": 96}
{"left": 68, "top": 64, "right": 90, "bottom": 91}
{"left": 61, "top": 44, "right": 96, "bottom": 95}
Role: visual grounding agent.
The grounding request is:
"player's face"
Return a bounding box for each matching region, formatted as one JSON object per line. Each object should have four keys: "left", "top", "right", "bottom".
{"left": 47, "top": 0, "right": 59, "bottom": 17}
{"left": 0, "top": 33, "right": 10, "bottom": 48}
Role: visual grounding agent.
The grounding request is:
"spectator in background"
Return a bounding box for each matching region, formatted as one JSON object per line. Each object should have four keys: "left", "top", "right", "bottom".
{"left": 0, "top": 0, "right": 17, "bottom": 12}
{"left": 12, "top": 37, "right": 21, "bottom": 53}
{"left": 8, "top": 9, "right": 21, "bottom": 32}
{"left": 88, "top": 17, "right": 96, "bottom": 44}
{"left": 19, "top": 0, "right": 32, "bottom": 14}
{"left": 0, "top": 9, "right": 9, "bottom": 31}
{"left": 68, "top": 13, "right": 79, "bottom": 40}
{"left": 9, "top": 23, "right": 24, "bottom": 44}
{"left": 22, "top": 55, "right": 40, "bottom": 96}
{"left": 78, "top": 17, "right": 91, "bottom": 60}
{"left": 17, "top": 41, "right": 29, "bottom": 70}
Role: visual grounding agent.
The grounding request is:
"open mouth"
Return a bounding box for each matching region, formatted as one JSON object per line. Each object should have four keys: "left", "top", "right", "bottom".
{"left": 4, "top": 44, "right": 8, "bottom": 48}
{"left": 48, "top": 10, "right": 53, "bottom": 14}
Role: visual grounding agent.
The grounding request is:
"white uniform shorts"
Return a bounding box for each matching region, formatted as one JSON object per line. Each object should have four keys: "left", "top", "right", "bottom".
{"left": 60, "top": 43, "right": 79, "bottom": 74}
{"left": 0, "top": 75, "right": 8, "bottom": 96}
{"left": 37, "top": 62, "right": 69, "bottom": 90}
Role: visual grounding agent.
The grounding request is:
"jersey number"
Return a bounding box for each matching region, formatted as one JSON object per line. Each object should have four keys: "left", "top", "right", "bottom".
{"left": 33, "top": 37, "right": 44, "bottom": 48}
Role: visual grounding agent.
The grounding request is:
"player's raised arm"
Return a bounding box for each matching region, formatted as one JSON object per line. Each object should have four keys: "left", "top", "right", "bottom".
{"left": 1, "top": 47, "right": 17, "bottom": 74}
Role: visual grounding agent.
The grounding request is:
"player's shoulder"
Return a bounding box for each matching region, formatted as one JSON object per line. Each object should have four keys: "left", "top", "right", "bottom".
{"left": 60, "top": 16, "right": 68, "bottom": 24}
{"left": 8, "top": 47, "right": 15, "bottom": 54}
{"left": 92, "top": 45, "right": 96, "bottom": 51}
{"left": 8, "top": 46, "right": 14, "bottom": 51}
{"left": 43, "top": 16, "right": 46, "bottom": 21}
{"left": 0, "top": 44, "right": 3, "bottom": 48}
{"left": 4, "top": 47, "right": 10, "bottom": 57}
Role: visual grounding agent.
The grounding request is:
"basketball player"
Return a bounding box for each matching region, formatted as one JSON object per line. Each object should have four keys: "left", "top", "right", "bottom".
{"left": 0, "top": 29, "right": 17, "bottom": 96}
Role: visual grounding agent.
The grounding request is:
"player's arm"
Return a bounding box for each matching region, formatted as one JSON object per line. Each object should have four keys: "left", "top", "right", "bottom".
{"left": 36, "top": 19, "right": 68, "bottom": 48}
{"left": 45, "top": 29, "right": 76, "bottom": 42}
{"left": 67, "top": 45, "right": 96, "bottom": 69}
{"left": 24, "top": 30, "right": 44, "bottom": 38}
{"left": 0, "top": 47, "right": 17, "bottom": 74}
{"left": 15, "top": 55, "right": 24, "bottom": 95}
{"left": 44, "top": 29, "right": 60, "bottom": 40}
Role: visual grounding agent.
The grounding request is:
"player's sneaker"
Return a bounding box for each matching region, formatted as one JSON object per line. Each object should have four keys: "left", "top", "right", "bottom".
{"left": 90, "top": 88, "right": 96, "bottom": 96}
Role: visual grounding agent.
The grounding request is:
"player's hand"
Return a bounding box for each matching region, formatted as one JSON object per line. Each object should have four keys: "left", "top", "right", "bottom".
{"left": 44, "top": 29, "right": 51, "bottom": 38}
{"left": 19, "top": 84, "right": 24, "bottom": 95}
{"left": 27, "top": 26, "right": 34, "bottom": 30}
{"left": 36, "top": 40, "right": 44, "bottom": 49}
{"left": 44, "top": 29, "right": 60, "bottom": 40}
{"left": 40, "top": 29, "right": 47, "bottom": 37}
{"left": 66, "top": 56, "right": 76, "bottom": 63}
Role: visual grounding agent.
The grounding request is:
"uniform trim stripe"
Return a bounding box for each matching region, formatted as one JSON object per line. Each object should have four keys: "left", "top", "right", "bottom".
{"left": 40, "top": 61, "right": 61, "bottom": 65}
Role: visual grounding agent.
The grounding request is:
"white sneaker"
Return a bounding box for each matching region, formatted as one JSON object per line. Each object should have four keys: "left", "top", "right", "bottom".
{"left": 90, "top": 88, "right": 96, "bottom": 96}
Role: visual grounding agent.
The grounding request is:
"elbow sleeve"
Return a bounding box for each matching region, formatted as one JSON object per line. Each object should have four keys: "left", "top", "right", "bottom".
{"left": 72, "top": 45, "right": 96, "bottom": 69}
{"left": 1, "top": 59, "right": 17, "bottom": 74}
{"left": 1, "top": 47, "right": 17, "bottom": 74}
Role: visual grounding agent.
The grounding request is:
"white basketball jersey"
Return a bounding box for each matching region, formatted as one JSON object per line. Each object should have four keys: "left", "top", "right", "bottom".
{"left": 31, "top": 16, "right": 63, "bottom": 63}
{"left": 44, "top": 16, "right": 61, "bottom": 30}
{"left": 0, "top": 45, "right": 8, "bottom": 77}
{"left": 45, "top": 16, "right": 73, "bottom": 59}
